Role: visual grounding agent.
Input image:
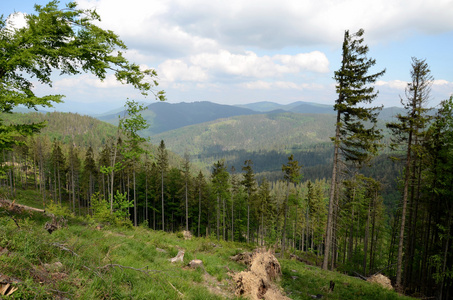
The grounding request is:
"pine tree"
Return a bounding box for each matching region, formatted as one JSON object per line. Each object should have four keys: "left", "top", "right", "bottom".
{"left": 157, "top": 140, "right": 168, "bottom": 230}
{"left": 82, "top": 146, "right": 97, "bottom": 210}
{"left": 324, "top": 29, "right": 385, "bottom": 270}
{"left": 182, "top": 152, "right": 191, "bottom": 231}
{"left": 212, "top": 160, "right": 230, "bottom": 241}
{"left": 281, "top": 154, "right": 302, "bottom": 256}
{"left": 386, "top": 57, "right": 433, "bottom": 291}
{"left": 242, "top": 160, "right": 256, "bottom": 243}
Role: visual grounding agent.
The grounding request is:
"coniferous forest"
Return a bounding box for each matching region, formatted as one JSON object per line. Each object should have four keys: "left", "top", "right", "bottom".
{"left": 1, "top": 2, "right": 452, "bottom": 299}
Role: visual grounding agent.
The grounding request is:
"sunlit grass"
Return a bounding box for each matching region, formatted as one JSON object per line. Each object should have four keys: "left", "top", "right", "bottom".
{"left": 0, "top": 204, "right": 413, "bottom": 299}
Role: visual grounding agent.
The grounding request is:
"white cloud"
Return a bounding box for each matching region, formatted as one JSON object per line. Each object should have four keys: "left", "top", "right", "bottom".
{"left": 242, "top": 80, "right": 323, "bottom": 90}
{"left": 158, "top": 50, "right": 329, "bottom": 84}
{"left": 76, "top": 0, "right": 453, "bottom": 55}
{"left": 54, "top": 74, "right": 124, "bottom": 89}
{"left": 433, "top": 79, "right": 450, "bottom": 86}
{"left": 376, "top": 80, "right": 408, "bottom": 90}
{"left": 158, "top": 60, "right": 208, "bottom": 82}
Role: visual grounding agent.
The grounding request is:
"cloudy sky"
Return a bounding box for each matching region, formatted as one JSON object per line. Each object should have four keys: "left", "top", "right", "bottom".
{"left": 2, "top": 0, "right": 453, "bottom": 114}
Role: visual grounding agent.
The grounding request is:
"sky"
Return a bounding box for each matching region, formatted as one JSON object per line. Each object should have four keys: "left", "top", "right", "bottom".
{"left": 2, "top": 0, "right": 453, "bottom": 115}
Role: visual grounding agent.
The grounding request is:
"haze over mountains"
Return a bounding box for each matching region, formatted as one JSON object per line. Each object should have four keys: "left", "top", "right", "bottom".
{"left": 8, "top": 99, "right": 405, "bottom": 184}
{"left": 94, "top": 100, "right": 402, "bottom": 137}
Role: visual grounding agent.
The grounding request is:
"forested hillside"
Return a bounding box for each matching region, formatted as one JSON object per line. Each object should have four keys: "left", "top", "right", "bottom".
{"left": 150, "top": 112, "right": 335, "bottom": 174}
{"left": 235, "top": 100, "right": 335, "bottom": 114}
{"left": 2, "top": 112, "right": 117, "bottom": 150}
{"left": 98, "top": 101, "right": 258, "bottom": 135}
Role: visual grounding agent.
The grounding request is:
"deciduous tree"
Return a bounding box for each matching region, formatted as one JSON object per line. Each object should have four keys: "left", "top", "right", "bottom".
{"left": 0, "top": 0, "right": 164, "bottom": 166}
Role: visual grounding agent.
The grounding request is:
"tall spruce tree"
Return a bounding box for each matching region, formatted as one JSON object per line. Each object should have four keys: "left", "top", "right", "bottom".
{"left": 212, "top": 160, "right": 230, "bottom": 241}
{"left": 386, "top": 57, "right": 433, "bottom": 291}
{"left": 182, "top": 152, "right": 191, "bottom": 231}
{"left": 157, "top": 140, "right": 168, "bottom": 230}
{"left": 323, "top": 29, "right": 385, "bottom": 270}
{"left": 281, "top": 154, "right": 302, "bottom": 257}
{"left": 242, "top": 160, "right": 256, "bottom": 243}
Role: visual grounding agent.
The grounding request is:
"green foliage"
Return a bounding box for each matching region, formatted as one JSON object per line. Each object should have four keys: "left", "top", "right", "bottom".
{"left": 334, "top": 28, "right": 385, "bottom": 166}
{"left": 113, "top": 191, "right": 134, "bottom": 225}
{"left": 282, "top": 154, "right": 302, "bottom": 184}
{"left": 90, "top": 192, "right": 112, "bottom": 224}
{"left": 46, "top": 200, "right": 73, "bottom": 218}
{"left": 0, "top": 0, "right": 164, "bottom": 169}
{"left": 89, "top": 192, "right": 133, "bottom": 227}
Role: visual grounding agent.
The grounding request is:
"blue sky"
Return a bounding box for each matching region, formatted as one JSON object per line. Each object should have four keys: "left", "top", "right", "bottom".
{"left": 2, "top": 0, "right": 453, "bottom": 114}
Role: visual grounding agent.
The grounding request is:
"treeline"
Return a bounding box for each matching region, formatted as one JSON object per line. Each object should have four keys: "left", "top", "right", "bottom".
{"left": 0, "top": 131, "right": 392, "bottom": 274}
{"left": 2, "top": 133, "right": 337, "bottom": 259}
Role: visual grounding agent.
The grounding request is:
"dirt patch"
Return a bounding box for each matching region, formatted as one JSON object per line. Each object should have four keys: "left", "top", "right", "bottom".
{"left": 232, "top": 249, "right": 290, "bottom": 300}
{"left": 182, "top": 230, "right": 192, "bottom": 240}
{"left": 367, "top": 274, "right": 393, "bottom": 290}
{"left": 230, "top": 252, "right": 253, "bottom": 266}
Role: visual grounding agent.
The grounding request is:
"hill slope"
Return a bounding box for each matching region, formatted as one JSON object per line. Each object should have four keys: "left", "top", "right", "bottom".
{"left": 1, "top": 200, "right": 413, "bottom": 300}
{"left": 98, "top": 101, "right": 258, "bottom": 136}
{"left": 150, "top": 112, "right": 335, "bottom": 154}
{"left": 236, "top": 101, "right": 334, "bottom": 114}
{"left": 2, "top": 111, "right": 117, "bottom": 150}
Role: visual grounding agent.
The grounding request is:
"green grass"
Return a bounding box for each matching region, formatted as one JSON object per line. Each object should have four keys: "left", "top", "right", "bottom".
{"left": 281, "top": 260, "right": 413, "bottom": 300}
{"left": 0, "top": 202, "right": 413, "bottom": 299}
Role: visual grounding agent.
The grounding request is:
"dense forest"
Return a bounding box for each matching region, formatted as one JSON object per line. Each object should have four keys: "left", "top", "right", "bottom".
{"left": 1, "top": 91, "right": 452, "bottom": 298}
{"left": 1, "top": 2, "right": 452, "bottom": 299}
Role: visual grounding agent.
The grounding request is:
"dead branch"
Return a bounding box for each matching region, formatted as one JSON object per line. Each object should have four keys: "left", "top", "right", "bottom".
{"left": 9, "top": 216, "right": 20, "bottom": 229}
{"left": 98, "top": 264, "right": 162, "bottom": 276}
{"left": 82, "top": 265, "right": 103, "bottom": 278}
{"left": 51, "top": 243, "right": 79, "bottom": 257}
{"left": 353, "top": 271, "right": 368, "bottom": 281}
{"left": 168, "top": 280, "right": 184, "bottom": 298}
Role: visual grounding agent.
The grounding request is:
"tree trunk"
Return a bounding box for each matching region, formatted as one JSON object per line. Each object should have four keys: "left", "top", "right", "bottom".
{"left": 231, "top": 192, "right": 234, "bottom": 242}
{"left": 185, "top": 179, "right": 189, "bottom": 231}
{"left": 134, "top": 169, "right": 137, "bottom": 227}
{"left": 324, "top": 109, "right": 341, "bottom": 270}
{"left": 161, "top": 170, "right": 165, "bottom": 230}
{"left": 281, "top": 181, "right": 290, "bottom": 257}
{"left": 198, "top": 187, "right": 201, "bottom": 237}
{"left": 217, "top": 195, "right": 220, "bottom": 241}
{"left": 363, "top": 196, "right": 372, "bottom": 276}
{"left": 396, "top": 123, "right": 414, "bottom": 292}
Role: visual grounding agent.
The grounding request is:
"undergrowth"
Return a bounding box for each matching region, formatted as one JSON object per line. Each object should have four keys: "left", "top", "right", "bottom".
{"left": 0, "top": 202, "right": 412, "bottom": 299}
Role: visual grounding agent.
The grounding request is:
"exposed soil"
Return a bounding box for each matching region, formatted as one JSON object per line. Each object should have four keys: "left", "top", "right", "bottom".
{"left": 367, "top": 273, "right": 393, "bottom": 290}
{"left": 232, "top": 249, "right": 291, "bottom": 300}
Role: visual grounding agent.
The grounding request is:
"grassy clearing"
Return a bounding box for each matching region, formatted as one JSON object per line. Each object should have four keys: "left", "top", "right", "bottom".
{"left": 0, "top": 202, "right": 412, "bottom": 299}
{"left": 281, "top": 259, "right": 413, "bottom": 300}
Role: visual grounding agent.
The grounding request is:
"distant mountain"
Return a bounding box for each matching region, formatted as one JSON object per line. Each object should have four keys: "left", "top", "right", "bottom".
{"left": 150, "top": 111, "right": 336, "bottom": 155}
{"left": 97, "top": 101, "right": 258, "bottom": 136}
{"left": 94, "top": 100, "right": 413, "bottom": 139}
{"left": 236, "top": 101, "right": 334, "bottom": 114}
{"left": 148, "top": 111, "right": 336, "bottom": 176}
{"left": 378, "top": 106, "right": 406, "bottom": 121}
{"left": 290, "top": 102, "right": 334, "bottom": 114}
{"left": 235, "top": 101, "right": 286, "bottom": 112}
{"left": 91, "top": 101, "right": 151, "bottom": 118}
{"left": 12, "top": 106, "right": 49, "bottom": 114}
